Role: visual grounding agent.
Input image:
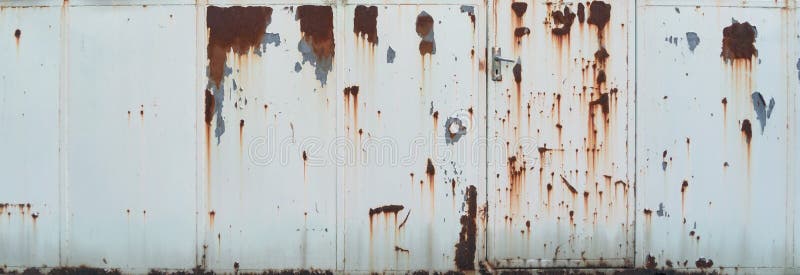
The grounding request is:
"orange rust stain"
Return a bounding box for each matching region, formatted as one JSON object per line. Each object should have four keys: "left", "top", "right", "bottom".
{"left": 206, "top": 6, "right": 273, "bottom": 87}
{"left": 426, "top": 158, "right": 436, "bottom": 196}
{"left": 209, "top": 210, "right": 216, "bottom": 228}
{"left": 551, "top": 6, "right": 576, "bottom": 36}
{"left": 344, "top": 86, "right": 360, "bottom": 132}
{"left": 416, "top": 11, "right": 435, "bottom": 56}
{"left": 741, "top": 119, "right": 752, "bottom": 144}
{"left": 354, "top": 5, "right": 378, "bottom": 45}
{"left": 297, "top": 6, "right": 335, "bottom": 60}
{"left": 681, "top": 180, "right": 688, "bottom": 216}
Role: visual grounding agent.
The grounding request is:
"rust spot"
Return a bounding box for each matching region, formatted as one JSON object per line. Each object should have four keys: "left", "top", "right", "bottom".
{"left": 209, "top": 210, "right": 216, "bottom": 227}
{"left": 513, "top": 63, "right": 522, "bottom": 84}
{"left": 681, "top": 180, "right": 688, "bottom": 193}
{"left": 14, "top": 29, "right": 21, "bottom": 43}
{"left": 645, "top": 255, "right": 657, "bottom": 269}
{"left": 455, "top": 185, "right": 477, "bottom": 270}
{"left": 416, "top": 11, "right": 436, "bottom": 56}
{"left": 297, "top": 6, "right": 335, "bottom": 60}
{"left": 426, "top": 158, "right": 436, "bottom": 178}
{"left": 695, "top": 258, "right": 714, "bottom": 269}
{"left": 394, "top": 246, "right": 410, "bottom": 253}
{"left": 596, "top": 70, "right": 606, "bottom": 84}
{"left": 514, "top": 27, "right": 531, "bottom": 37}
{"left": 551, "top": 6, "right": 576, "bottom": 35}
{"left": 666, "top": 260, "right": 674, "bottom": 268}
{"left": 577, "top": 3, "right": 586, "bottom": 23}
{"left": 204, "top": 91, "right": 215, "bottom": 126}
{"left": 511, "top": 2, "right": 528, "bottom": 17}
{"left": 721, "top": 21, "right": 757, "bottom": 62}
{"left": 368, "top": 205, "right": 404, "bottom": 216}
{"left": 206, "top": 6, "right": 273, "bottom": 87}
{"left": 643, "top": 209, "right": 652, "bottom": 215}
{"left": 302, "top": 151, "right": 308, "bottom": 161}
{"left": 31, "top": 212, "right": 39, "bottom": 220}
{"left": 741, "top": 119, "right": 752, "bottom": 144}
{"left": 594, "top": 47, "right": 609, "bottom": 63}
{"left": 587, "top": 1, "right": 611, "bottom": 31}
{"left": 353, "top": 5, "right": 378, "bottom": 45}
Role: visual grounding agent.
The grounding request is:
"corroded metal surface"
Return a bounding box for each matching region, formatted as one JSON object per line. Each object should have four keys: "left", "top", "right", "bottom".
{"left": 0, "top": 0, "right": 799, "bottom": 274}
{"left": 487, "top": 0, "right": 634, "bottom": 268}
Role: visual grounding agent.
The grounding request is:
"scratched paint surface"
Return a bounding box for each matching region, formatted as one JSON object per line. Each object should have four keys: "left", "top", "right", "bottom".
{"left": 488, "top": 0, "right": 633, "bottom": 268}
{"left": 340, "top": 4, "right": 486, "bottom": 272}
{"left": 636, "top": 3, "right": 792, "bottom": 270}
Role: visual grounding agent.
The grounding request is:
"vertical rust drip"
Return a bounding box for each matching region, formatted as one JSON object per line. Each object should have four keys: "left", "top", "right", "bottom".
{"left": 206, "top": 6, "right": 273, "bottom": 88}
{"left": 297, "top": 6, "right": 335, "bottom": 60}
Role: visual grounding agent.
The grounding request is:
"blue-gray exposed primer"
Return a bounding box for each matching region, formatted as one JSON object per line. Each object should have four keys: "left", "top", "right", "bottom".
{"left": 686, "top": 32, "right": 700, "bottom": 52}
{"left": 460, "top": 5, "right": 474, "bottom": 15}
{"left": 254, "top": 33, "right": 281, "bottom": 56}
{"left": 656, "top": 203, "right": 668, "bottom": 217}
{"left": 298, "top": 39, "right": 332, "bottom": 86}
{"left": 205, "top": 65, "right": 233, "bottom": 144}
{"left": 387, "top": 46, "right": 396, "bottom": 63}
{"left": 674, "top": 7, "right": 680, "bottom": 14}
{"left": 444, "top": 117, "right": 467, "bottom": 145}
{"left": 751, "top": 91, "right": 775, "bottom": 134}
{"left": 796, "top": 58, "right": 799, "bottom": 81}
{"left": 294, "top": 62, "right": 302, "bottom": 72}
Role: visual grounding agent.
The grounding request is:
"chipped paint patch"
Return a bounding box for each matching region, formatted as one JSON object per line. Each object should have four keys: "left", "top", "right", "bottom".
{"left": 387, "top": 46, "right": 396, "bottom": 63}
{"left": 751, "top": 91, "right": 775, "bottom": 133}
{"left": 686, "top": 32, "right": 700, "bottom": 52}
{"left": 444, "top": 117, "right": 467, "bottom": 144}
{"left": 296, "top": 5, "right": 335, "bottom": 86}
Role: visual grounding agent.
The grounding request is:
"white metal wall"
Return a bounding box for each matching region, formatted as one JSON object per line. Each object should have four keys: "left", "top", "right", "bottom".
{"left": 0, "top": 0, "right": 798, "bottom": 274}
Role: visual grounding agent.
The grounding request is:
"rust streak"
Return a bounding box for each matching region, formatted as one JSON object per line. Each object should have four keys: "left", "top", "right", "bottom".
{"left": 454, "top": 185, "right": 477, "bottom": 270}
{"left": 206, "top": 6, "right": 273, "bottom": 87}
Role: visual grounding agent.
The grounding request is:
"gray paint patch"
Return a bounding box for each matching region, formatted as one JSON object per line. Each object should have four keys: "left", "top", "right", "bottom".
{"left": 298, "top": 39, "right": 333, "bottom": 86}
{"left": 656, "top": 203, "right": 668, "bottom": 217}
{"left": 796, "top": 58, "right": 799, "bottom": 81}
{"left": 254, "top": 33, "right": 281, "bottom": 56}
{"left": 444, "top": 117, "right": 467, "bottom": 145}
{"left": 205, "top": 65, "right": 234, "bottom": 144}
{"left": 387, "top": 46, "right": 396, "bottom": 63}
{"left": 674, "top": 7, "right": 680, "bottom": 13}
{"left": 460, "top": 5, "right": 474, "bottom": 14}
{"left": 686, "top": 32, "right": 700, "bottom": 52}
{"left": 751, "top": 91, "right": 775, "bottom": 134}
{"left": 294, "top": 62, "right": 302, "bottom": 72}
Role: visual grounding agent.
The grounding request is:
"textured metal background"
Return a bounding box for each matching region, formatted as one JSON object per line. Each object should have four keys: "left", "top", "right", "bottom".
{"left": 0, "top": 0, "right": 798, "bottom": 274}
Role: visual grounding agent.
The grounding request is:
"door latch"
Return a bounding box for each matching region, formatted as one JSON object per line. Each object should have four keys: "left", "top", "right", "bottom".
{"left": 492, "top": 47, "right": 517, "bottom": 81}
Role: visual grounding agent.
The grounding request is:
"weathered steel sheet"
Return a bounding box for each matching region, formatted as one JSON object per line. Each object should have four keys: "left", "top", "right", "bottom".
{"left": 201, "top": 4, "right": 338, "bottom": 272}
{"left": 339, "top": 3, "right": 486, "bottom": 273}
{"left": 0, "top": 6, "right": 62, "bottom": 269}
{"left": 635, "top": 1, "right": 796, "bottom": 271}
{"left": 487, "top": 0, "right": 634, "bottom": 268}
{"left": 64, "top": 5, "right": 198, "bottom": 270}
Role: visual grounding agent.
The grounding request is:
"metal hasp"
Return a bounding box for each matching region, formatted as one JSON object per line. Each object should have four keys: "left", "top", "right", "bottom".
{"left": 492, "top": 47, "right": 515, "bottom": 81}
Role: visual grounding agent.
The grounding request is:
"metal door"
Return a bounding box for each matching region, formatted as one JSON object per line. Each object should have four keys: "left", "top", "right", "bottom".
{"left": 635, "top": 0, "right": 797, "bottom": 271}
{"left": 486, "top": 0, "right": 635, "bottom": 268}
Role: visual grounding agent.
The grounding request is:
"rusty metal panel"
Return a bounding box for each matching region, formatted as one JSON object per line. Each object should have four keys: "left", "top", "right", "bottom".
{"left": 635, "top": 1, "right": 796, "bottom": 271}
{"left": 0, "top": 6, "right": 62, "bottom": 268}
{"left": 64, "top": 5, "right": 198, "bottom": 270}
{"left": 487, "top": 0, "right": 634, "bottom": 268}
{"left": 339, "top": 3, "right": 486, "bottom": 273}
{"left": 201, "top": 3, "right": 338, "bottom": 272}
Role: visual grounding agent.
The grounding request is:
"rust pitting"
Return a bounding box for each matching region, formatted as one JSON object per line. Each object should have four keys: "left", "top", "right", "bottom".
{"left": 416, "top": 11, "right": 436, "bottom": 56}
{"left": 721, "top": 20, "right": 757, "bottom": 63}
{"left": 577, "top": 3, "right": 586, "bottom": 23}
{"left": 206, "top": 6, "right": 273, "bottom": 88}
{"left": 551, "top": 6, "right": 576, "bottom": 36}
{"left": 587, "top": 1, "right": 611, "bottom": 31}
{"left": 695, "top": 258, "right": 714, "bottom": 269}
{"left": 454, "top": 185, "right": 477, "bottom": 270}
{"left": 353, "top": 5, "right": 378, "bottom": 45}
{"left": 511, "top": 2, "right": 527, "bottom": 17}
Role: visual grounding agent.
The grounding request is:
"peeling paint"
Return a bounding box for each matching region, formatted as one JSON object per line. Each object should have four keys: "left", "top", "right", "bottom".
{"left": 751, "top": 91, "right": 775, "bottom": 133}
{"left": 296, "top": 5, "right": 335, "bottom": 86}
{"left": 387, "top": 46, "right": 396, "bottom": 63}
{"left": 686, "top": 32, "right": 700, "bottom": 52}
{"left": 416, "top": 11, "right": 436, "bottom": 56}
{"left": 444, "top": 117, "right": 467, "bottom": 145}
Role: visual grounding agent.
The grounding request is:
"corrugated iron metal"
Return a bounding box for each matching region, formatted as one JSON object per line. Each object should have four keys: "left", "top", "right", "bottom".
{"left": 0, "top": 0, "right": 798, "bottom": 274}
